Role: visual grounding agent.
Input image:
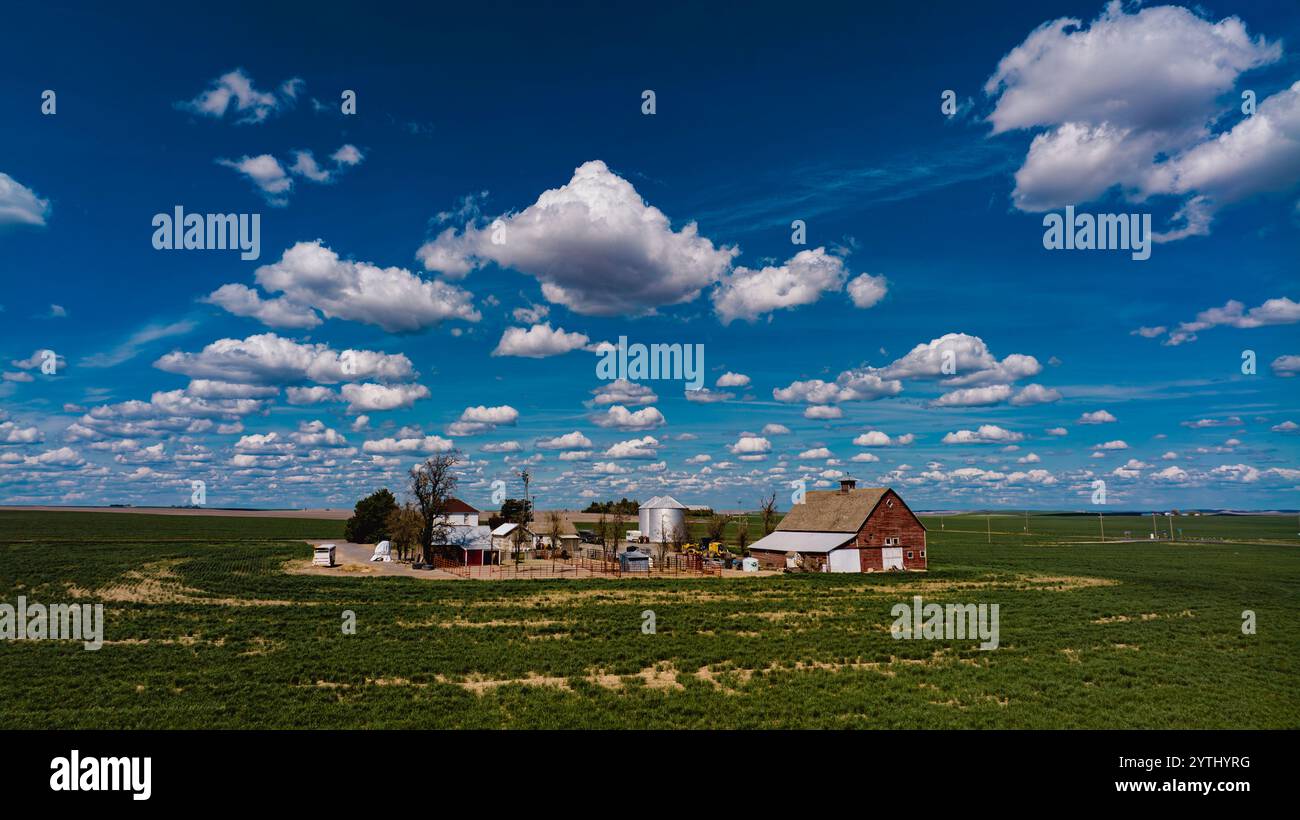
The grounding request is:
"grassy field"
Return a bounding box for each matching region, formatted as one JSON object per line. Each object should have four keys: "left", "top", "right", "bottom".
{"left": 0, "top": 510, "right": 1296, "bottom": 729}
{"left": 0, "top": 510, "right": 345, "bottom": 541}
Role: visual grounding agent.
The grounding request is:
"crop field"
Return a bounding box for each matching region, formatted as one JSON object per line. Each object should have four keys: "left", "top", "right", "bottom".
{"left": 0, "top": 510, "right": 345, "bottom": 542}
{"left": 0, "top": 510, "right": 1296, "bottom": 729}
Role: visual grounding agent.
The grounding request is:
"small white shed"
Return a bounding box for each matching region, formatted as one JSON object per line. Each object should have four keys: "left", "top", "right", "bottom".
{"left": 313, "top": 544, "right": 336, "bottom": 567}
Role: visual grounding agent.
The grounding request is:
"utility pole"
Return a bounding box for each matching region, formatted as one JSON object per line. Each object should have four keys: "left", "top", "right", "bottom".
{"left": 517, "top": 468, "right": 531, "bottom": 557}
{"left": 1024, "top": 510, "right": 1029, "bottom": 533}
{"left": 986, "top": 513, "right": 991, "bottom": 544}
{"left": 1099, "top": 512, "right": 1105, "bottom": 542}
{"left": 1151, "top": 512, "right": 1157, "bottom": 539}
{"left": 1168, "top": 513, "right": 1174, "bottom": 541}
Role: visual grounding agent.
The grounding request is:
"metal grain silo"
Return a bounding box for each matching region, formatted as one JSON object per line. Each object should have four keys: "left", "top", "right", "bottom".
{"left": 638, "top": 496, "right": 661, "bottom": 536}
{"left": 640, "top": 495, "right": 687, "bottom": 543}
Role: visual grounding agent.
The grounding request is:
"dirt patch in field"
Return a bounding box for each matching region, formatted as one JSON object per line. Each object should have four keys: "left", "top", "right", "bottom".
{"left": 692, "top": 649, "right": 968, "bottom": 693}
{"left": 588, "top": 663, "right": 685, "bottom": 691}
{"left": 446, "top": 673, "right": 573, "bottom": 695}
{"left": 472, "top": 588, "right": 732, "bottom": 608}
{"left": 102, "top": 635, "right": 223, "bottom": 648}
{"left": 67, "top": 560, "right": 297, "bottom": 607}
{"left": 395, "top": 617, "right": 561, "bottom": 629}
{"left": 877, "top": 574, "right": 1118, "bottom": 594}
{"left": 303, "top": 650, "right": 981, "bottom": 699}
{"left": 308, "top": 663, "right": 692, "bottom": 696}
{"left": 746, "top": 608, "right": 836, "bottom": 622}
{"left": 1092, "top": 609, "right": 1194, "bottom": 624}
{"left": 238, "top": 637, "right": 286, "bottom": 656}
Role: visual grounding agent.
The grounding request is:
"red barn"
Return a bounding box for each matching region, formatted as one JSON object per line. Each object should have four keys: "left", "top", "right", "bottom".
{"left": 748, "top": 480, "right": 927, "bottom": 572}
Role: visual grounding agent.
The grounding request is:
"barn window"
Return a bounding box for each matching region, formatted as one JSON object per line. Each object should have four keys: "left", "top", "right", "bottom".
{"left": 884, "top": 536, "right": 900, "bottom": 546}
{"left": 886, "top": 498, "right": 895, "bottom": 508}
{"left": 907, "top": 551, "right": 914, "bottom": 559}
{"left": 920, "top": 550, "right": 926, "bottom": 558}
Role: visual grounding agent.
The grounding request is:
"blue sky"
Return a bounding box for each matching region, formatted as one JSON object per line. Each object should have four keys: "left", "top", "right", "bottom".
{"left": 1, "top": 0, "right": 1298, "bottom": 511}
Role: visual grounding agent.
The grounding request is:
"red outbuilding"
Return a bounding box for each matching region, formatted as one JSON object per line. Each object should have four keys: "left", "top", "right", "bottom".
{"left": 748, "top": 480, "right": 927, "bottom": 572}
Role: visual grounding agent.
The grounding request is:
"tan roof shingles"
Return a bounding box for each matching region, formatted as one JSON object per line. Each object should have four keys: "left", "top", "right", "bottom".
{"left": 775, "top": 487, "right": 889, "bottom": 533}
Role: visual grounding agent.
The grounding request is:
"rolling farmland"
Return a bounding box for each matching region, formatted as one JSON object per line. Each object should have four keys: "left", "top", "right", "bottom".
{"left": 0, "top": 509, "right": 1296, "bottom": 729}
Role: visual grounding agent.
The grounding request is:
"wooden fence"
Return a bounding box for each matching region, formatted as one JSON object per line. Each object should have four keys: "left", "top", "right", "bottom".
{"left": 429, "top": 551, "right": 720, "bottom": 579}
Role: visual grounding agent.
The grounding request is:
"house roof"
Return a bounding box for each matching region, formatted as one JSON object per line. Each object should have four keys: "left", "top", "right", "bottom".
{"left": 435, "top": 524, "right": 493, "bottom": 549}
{"left": 491, "top": 522, "right": 531, "bottom": 537}
{"left": 775, "top": 487, "right": 891, "bottom": 533}
{"left": 444, "top": 498, "right": 479, "bottom": 514}
{"left": 748, "top": 530, "right": 854, "bottom": 553}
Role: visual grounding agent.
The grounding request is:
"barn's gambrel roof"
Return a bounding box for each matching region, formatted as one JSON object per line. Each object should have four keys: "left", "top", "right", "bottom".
{"left": 776, "top": 487, "right": 922, "bottom": 533}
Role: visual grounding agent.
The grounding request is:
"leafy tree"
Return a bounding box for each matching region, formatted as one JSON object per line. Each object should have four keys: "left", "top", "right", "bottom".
{"left": 736, "top": 517, "right": 750, "bottom": 553}
{"left": 385, "top": 502, "right": 424, "bottom": 562}
{"left": 501, "top": 497, "right": 532, "bottom": 524}
{"left": 345, "top": 488, "right": 398, "bottom": 544}
{"left": 582, "top": 497, "right": 640, "bottom": 516}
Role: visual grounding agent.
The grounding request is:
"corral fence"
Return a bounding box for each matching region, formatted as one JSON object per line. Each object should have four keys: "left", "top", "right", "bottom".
{"left": 429, "top": 551, "right": 721, "bottom": 579}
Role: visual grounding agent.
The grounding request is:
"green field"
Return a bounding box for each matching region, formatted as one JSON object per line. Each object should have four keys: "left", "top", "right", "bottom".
{"left": 0, "top": 510, "right": 345, "bottom": 541}
{"left": 0, "top": 510, "right": 1297, "bottom": 729}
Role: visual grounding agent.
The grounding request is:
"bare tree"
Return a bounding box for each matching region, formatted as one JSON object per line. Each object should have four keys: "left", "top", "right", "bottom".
{"left": 759, "top": 492, "right": 778, "bottom": 535}
{"left": 410, "top": 452, "right": 460, "bottom": 564}
{"left": 705, "top": 513, "right": 729, "bottom": 547}
{"left": 735, "top": 517, "right": 750, "bottom": 554}
{"left": 610, "top": 508, "right": 625, "bottom": 558}
{"left": 596, "top": 510, "right": 609, "bottom": 552}
{"left": 670, "top": 522, "right": 688, "bottom": 554}
{"left": 546, "top": 510, "right": 564, "bottom": 560}
{"left": 512, "top": 525, "right": 527, "bottom": 564}
{"left": 655, "top": 524, "right": 671, "bottom": 563}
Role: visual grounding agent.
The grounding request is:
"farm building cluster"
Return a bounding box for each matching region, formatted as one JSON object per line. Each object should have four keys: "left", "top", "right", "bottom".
{"left": 412, "top": 480, "right": 926, "bottom": 574}
{"left": 420, "top": 499, "right": 584, "bottom": 566}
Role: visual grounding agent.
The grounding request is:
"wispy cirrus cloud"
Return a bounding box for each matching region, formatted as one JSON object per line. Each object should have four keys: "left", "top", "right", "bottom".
{"left": 81, "top": 319, "right": 199, "bottom": 368}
